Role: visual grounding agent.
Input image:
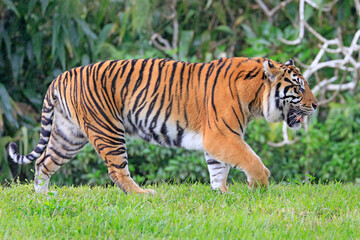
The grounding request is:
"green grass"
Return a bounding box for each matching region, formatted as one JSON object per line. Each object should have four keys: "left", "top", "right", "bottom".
{"left": 0, "top": 182, "right": 359, "bottom": 239}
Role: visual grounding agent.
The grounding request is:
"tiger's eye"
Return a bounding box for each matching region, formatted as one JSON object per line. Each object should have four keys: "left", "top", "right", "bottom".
{"left": 298, "top": 86, "right": 305, "bottom": 93}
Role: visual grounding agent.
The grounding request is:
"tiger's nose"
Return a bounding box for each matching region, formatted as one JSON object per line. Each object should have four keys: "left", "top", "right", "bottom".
{"left": 312, "top": 102, "right": 319, "bottom": 110}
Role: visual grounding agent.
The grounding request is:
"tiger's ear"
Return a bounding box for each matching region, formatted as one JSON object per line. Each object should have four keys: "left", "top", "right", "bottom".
{"left": 285, "top": 59, "right": 294, "bottom": 66}
{"left": 263, "top": 58, "right": 279, "bottom": 81}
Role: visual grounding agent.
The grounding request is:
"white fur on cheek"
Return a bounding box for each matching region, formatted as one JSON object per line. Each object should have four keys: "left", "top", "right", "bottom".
{"left": 263, "top": 88, "right": 283, "bottom": 123}
{"left": 288, "top": 122, "right": 302, "bottom": 130}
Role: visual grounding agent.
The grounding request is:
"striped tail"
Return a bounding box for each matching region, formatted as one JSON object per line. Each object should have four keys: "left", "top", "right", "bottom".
{"left": 8, "top": 82, "right": 56, "bottom": 164}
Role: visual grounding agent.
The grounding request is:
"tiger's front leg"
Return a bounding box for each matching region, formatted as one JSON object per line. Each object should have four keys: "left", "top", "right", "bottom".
{"left": 203, "top": 131, "right": 270, "bottom": 189}
{"left": 204, "top": 152, "right": 230, "bottom": 192}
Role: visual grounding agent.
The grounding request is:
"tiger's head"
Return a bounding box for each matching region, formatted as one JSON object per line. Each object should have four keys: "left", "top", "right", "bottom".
{"left": 262, "top": 58, "right": 318, "bottom": 130}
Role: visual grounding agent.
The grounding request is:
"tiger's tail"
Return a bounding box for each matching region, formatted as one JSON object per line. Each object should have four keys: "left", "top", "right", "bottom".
{"left": 8, "top": 81, "right": 57, "bottom": 164}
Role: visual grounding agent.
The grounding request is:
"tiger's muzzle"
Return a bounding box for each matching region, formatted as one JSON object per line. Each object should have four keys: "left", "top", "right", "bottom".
{"left": 286, "top": 107, "right": 315, "bottom": 129}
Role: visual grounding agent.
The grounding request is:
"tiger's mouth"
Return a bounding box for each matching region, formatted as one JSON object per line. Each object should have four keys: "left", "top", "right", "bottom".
{"left": 285, "top": 108, "right": 312, "bottom": 129}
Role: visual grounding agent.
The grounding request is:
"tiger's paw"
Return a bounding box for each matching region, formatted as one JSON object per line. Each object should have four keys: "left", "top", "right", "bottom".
{"left": 144, "top": 189, "right": 156, "bottom": 195}
{"left": 248, "top": 167, "right": 270, "bottom": 190}
{"left": 136, "top": 188, "right": 156, "bottom": 195}
{"left": 220, "top": 184, "right": 229, "bottom": 193}
{"left": 211, "top": 184, "right": 232, "bottom": 194}
{"left": 34, "top": 186, "right": 49, "bottom": 194}
{"left": 34, "top": 179, "right": 50, "bottom": 194}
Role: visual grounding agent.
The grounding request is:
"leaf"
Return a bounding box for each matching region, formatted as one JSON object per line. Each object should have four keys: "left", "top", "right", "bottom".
{"left": 96, "top": 0, "right": 110, "bottom": 27}
{"left": 213, "top": 2, "right": 226, "bottom": 25}
{"left": 119, "top": 8, "right": 131, "bottom": 43}
{"left": 32, "top": 32, "right": 42, "bottom": 64}
{"left": 1, "top": 27, "right": 12, "bottom": 61}
{"left": 0, "top": 84, "right": 19, "bottom": 129}
{"left": 0, "top": 104, "right": 3, "bottom": 137}
{"left": 179, "top": 30, "right": 194, "bottom": 59}
{"left": 130, "top": 0, "right": 151, "bottom": 34}
{"left": 205, "top": 0, "right": 213, "bottom": 10}
{"left": 58, "top": 44, "right": 66, "bottom": 70}
{"left": 76, "top": 19, "right": 97, "bottom": 40}
{"left": 304, "top": 4, "right": 314, "bottom": 21}
{"left": 64, "top": 37, "right": 73, "bottom": 59}
{"left": 10, "top": 52, "right": 24, "bottom": 81}
{"left": 81, "top": 54, "right": 90, "bottom": 66}
{"left": 27, "top": 0, "right": 38, "bottom": 16}
{"left": 3, "top": 0, "right": 20, "bottom": 17}
{"left": 51, "top": 16, "right": 61, "bottom": 58}
{"left": 22, "top": 89, "right": 43, "bottom": 109}
{"left": 214, "top": 25, "right": 233, "bottom": 35}
{"left": 68, "top": 20, "right": 80, "bottom": 49}
{"left": 98, "top": 24, "right": 113, "bottom": 45}
{"left": 21, "top": 126, "right": 29, "bottom": 155}
{"left": 26, "top": 41, "right": 33, "bottom": 61}
{"left": 0, "top": 136, "right": 13, "bottom": 179}
{"left": 241, "top": 24, "right": 256, "bottom": 39}
{"left": 40, "top": 0, "right": 50, "bottom": 15}
{"left": 94, "top": 23, "right": 113, "bottom": 56}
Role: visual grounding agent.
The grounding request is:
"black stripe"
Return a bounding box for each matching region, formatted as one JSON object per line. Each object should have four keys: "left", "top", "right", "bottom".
{"left": 232, "top": 107, "right": 244, "bottom": 133}
{"left": 211, "top": 60, "right": 227, "bottom": 121}
{"left": 41, "top": 169, "right": 50, "bottom": 177}
{"left": 152, "top": 59, "right": 167, "bottom": 96}
{"left": 120, "top": 59, "right": 138, "bottom": 103}
{"left": 160, "top": 123, "right": 171, "bottom": 146}
{"left": 168, "top": 61, "right": 178, "bottom": 101}
{"left": 49, "top": 156, "right": 64, "bottom": 166}
{"left": 222, "top": 118, "right": 240, "bottom": 136}
{"left": 59, "top": 71, "right": 71, "bottom": 117}
{"left": 50, "top": 146, "right": 72, "bottom": 160}
{"left": 41, "top": 128, "right": 51, "bottom": 138}
{"left": 132, "top": 59, "right": 156, "bottom": 112}
{"left": 248, "top": 83, "right": 264, "bottom": 112}
{"left": 244, "top": 67, "right": 261, "bottom": 80}
{"left": 144, "top": 94, "right": 159, "bottom": 127}
{"left": 173, "top": 121, "right": 184, "bottom": 147}
{"left": 51, "top": 133, "right": 87, "bottom": 152}
{"left": 25, "top": 154, "right": 36, "bottom": 161}
{"left": 41, "top": 117, "right": 52, "bottom": 126}
{"left": 228, "top": 71, "right": 235, "bottom": 99}
{"left": 198, "top": 63, "right": 205, "bottom": 85}
{"left": 275, "top": 82, "right": 282, "bottom": 109}
{"left": 34, "top": 146, "right": 44, "bottom": 154}
{"left": 204, "top": 63, "right": 215, "bottom": 104}
{"left": 206, "top": 159, "right": 221, "bottom": 165}
{"left": 137, "top": 58, "right": 156, "bottom": 107}
{"left": 108, "top": 60, "right": 119, "bottom": 76}
{"left": 224, "top": 59, "right": 232, "bottom": 78}
{"left": 110, "top": 161, "right": 128, "bottom": 169}
{"left": 179, "top": 63, "right": 186, "bottom": 99}
{"left": 132, "top": 59, "right": 149, "bottom": 94}
{"left": 107, "top": 147, "right": 126, "bottom": 156}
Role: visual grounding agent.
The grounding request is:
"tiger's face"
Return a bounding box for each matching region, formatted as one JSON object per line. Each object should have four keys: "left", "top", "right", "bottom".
{"left": 263, "top": 59, "right": 318, "bottom": 130}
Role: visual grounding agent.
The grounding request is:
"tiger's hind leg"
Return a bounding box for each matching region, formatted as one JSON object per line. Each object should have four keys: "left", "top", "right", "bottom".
{"left": 86, "top": 124, "right": 155, "bottom": 195}
{"left": 34, "top": 105, "right": 88, "bottom": 193}
{"left": 205, "top": 152, "right": 230, "bottom": 193}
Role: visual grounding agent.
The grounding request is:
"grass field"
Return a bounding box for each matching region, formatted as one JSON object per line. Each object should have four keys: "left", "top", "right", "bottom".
{"left": 0, "top": 182, "right": 359, "bottom": 239}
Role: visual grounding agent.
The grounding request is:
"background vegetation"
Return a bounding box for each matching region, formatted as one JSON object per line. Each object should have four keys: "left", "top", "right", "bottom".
{"left": 0, "top": 0, "right": 359, "bottom": 186}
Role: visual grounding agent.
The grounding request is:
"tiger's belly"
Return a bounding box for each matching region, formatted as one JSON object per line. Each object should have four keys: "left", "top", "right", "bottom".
{"left": 124, "top": 119, "right": 204, "bottom": 151}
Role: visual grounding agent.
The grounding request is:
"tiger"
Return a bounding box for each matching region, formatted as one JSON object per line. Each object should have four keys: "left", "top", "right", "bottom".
{"left": 8, "top": 57, "right": 318, "bottom": 194}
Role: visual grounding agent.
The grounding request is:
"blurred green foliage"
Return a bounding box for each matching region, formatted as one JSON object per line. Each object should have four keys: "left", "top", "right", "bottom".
{"left": 0, "top": 0, "right": 359, "bottom": 185}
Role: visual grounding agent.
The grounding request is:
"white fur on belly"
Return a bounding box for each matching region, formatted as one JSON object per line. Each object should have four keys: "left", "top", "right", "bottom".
{"left": 181, "top": 131, "right": 204, "bottom": 150}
